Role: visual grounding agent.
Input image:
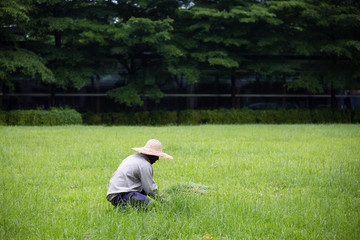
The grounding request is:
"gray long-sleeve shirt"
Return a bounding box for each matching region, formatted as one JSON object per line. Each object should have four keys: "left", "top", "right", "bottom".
{"left": 106, "top": 154, "right": 158, "bottom": 201}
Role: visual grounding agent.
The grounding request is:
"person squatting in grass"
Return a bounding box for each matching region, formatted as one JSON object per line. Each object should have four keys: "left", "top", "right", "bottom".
{"left": 106, "top": 139, "right": 172, "bottom": 209}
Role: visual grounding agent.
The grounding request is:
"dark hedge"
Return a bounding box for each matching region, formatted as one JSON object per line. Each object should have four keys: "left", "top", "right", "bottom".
{"left": 82, "top": 108, "right": 360, "bottom": 125}
{"left": 1, "top": 108, "right": 359, "bottom": 126}
{"left": 2, "top": 108, "right": 82, "bottom": 126}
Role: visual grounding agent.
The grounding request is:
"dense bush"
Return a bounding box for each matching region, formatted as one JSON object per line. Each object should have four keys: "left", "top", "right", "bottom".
{"left": 333, "top": 109, "right": 353, "bottom": 123}
{"left": 354, "top": 109, "right": 360, "bottom": 123}
{"left": 282, "top": 109, "right": 312, "bottom": 124}
{"left": 81, "top": 109, "right": 360, "bottom": 125}
{"left": 0, "top": 111, "right": 7, "bottom": 125}
{"left": 5, "top": 108, "right": 82, "bottom": 126}
{"left": 82, "top": 112, "right": 102, "bottom": 125}
{"left": 311, "top": 109, "right": 334, "bottom": 123}
{"left": 150, "top": 110, "right": 177, "bottom": 125}
{"left": 1, "top": 108, "right": 359, "bottom": 126}
{"left": 111, "top": 112, "right": 135, "bottom": 125}
{"left": 178, "top": 110, "right": 202, "bottom": 125}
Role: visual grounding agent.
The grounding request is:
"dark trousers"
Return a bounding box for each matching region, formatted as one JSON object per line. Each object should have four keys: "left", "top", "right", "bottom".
{"left": 110, "top": 190, "right": 150, "bottom": 208}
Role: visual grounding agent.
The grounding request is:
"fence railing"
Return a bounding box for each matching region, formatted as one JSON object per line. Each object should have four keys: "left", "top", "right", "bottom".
{"left": 1, "top": 93, "right": 360, "bottom": 98}
{"left": 2, "top": 92, "right": 359, "bottom": 111}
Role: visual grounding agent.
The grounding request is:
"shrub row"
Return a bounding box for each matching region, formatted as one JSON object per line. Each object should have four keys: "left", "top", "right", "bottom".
{"left": 1, "top": 108, "right": 359, "bottom": 126}
{"left": 0, "top": 108, "right": 82, "bottom": 126}
{"left": 82, "top": 108, "right": 360, "bottom": 125}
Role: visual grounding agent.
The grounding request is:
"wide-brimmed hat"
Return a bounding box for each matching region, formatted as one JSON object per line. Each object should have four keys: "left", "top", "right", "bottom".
{"left": 132, "top": 139, "right": 173, "bottom": 159}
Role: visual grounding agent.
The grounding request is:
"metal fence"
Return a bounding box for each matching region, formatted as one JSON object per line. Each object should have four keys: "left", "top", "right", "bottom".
{"left": 1, "top": 92, "right": 359, "bottom": 112}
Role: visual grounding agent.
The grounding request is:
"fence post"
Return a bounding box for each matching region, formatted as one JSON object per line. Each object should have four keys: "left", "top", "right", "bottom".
{"left": 231, "top": 71, "right": 237, "bottom": 108}
{"left": 0, "top": 82, "right": 2, "bottom": 109}
{"left": 95, "top": 75, "right": 100, "bottom": 113}
{"left": 281, "top": 73, "right": 287, "bottom": 108}
{"left": 187, "top": 83, "right": 195, "bottom": 109}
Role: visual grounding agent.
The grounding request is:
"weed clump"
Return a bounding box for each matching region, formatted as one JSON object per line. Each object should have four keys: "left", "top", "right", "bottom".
{"left": 165, "top": 182, "right": 209, "bottom": 195}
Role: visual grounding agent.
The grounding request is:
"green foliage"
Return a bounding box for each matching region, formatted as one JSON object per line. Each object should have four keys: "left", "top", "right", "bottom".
{"left": 354, "top": 109, "right": 360, "bottom": 123}
{"left": 107, "top": 86, "right": 143, "bottom": 107}
{"left": 6, "top": 108, "right": 82, "bottom": 126}
{"left": 257, "top": 110, "right": 278, "bottom": 124}
{"left": 22, "top": 108, "right": 359, "bottom": 126}
{"left": 111, "top": 112, "right": 135, "bottom": 125}
{"left": 197, "top": 109, "right": 258, "bottom": 124}
{"left": 121, "top": 17, "right": 174, "bottom": 46}
{"left": 0, "top": 48, "right": 55, "bottom": 87}
{"left": 288, "top": 72, "right": 325, "bottom": 94}
{"left": 333, "top": 109, "right": 353, "bottom": 123}
{"left": 0, "top": 0, "right": 29, "bottom": 24}
{"left": 80, "top": 108, "right": 359, "bottom": 125}
{"left": 0, "top": 0, "right": 55, "bottom": 87}
{"left": 311, "top": 109, "right": 335, "bottom": 124}
{"left": 0, "top": 111, "right": 7, "bottom": 125}
{"left": 167, "top": 66, "right": 200, "bottom": 83}
{"left": 150, "top": 110, "right": 177, "bottom": 126}
{"left": 232, "top": 4, "right": 281, "bottom": 25}
{"left": 21, "top": 0, "right": 115, "bottom": 90}
{"left": 82, "top": 112, "right": 102, "bottom": 125}
{"left": 177, "top": 110, "right": 202, "bottom": 125}
{"left": 1, "top": 0, "right": 360, "bottom": 108}
{"left": 280, "top": 109, "right": 312, "bottom": 124}
{"left": 271, "top": 0, "right": 360, "bottom": 92}
{"left": 134, "top": 111, "right": 151, "bottom": 125}
{"left": 99, "top": 112, "right": 113, "bottom": 125}
{"left": 104, "top": 15, "right": 178, "bottom": 106}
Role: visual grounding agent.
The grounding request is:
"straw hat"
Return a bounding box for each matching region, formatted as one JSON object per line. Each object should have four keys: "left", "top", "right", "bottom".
{"left": 132, "top": 139, "right": 173, "bottom": 159}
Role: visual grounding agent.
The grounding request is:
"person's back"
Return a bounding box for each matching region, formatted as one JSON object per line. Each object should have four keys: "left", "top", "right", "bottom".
{"left": 107, "top": 153, "right": 157, "bottom": 200}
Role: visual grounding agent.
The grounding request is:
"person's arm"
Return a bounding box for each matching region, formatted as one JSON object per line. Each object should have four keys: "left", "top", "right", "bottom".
{"left": 139, "top": 162, "right": 169, "bottom": 201}
{"left": 139, "top": 164, "right": 158, "bottom": 198}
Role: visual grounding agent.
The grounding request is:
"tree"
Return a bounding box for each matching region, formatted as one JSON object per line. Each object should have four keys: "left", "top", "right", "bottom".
{"left": 105, "top": 17, "right": 180, "bottom": 107}
{"left": 270, "top": 0, "right": 360, "bottom": 107}
{"left": 3, "top": 0, "right": 360, "bottom": 110}
{"left": 25, "top": 0, "right": 113, "bottom": 88}
{"left": 177, "top": 0, "right": 283, "bottom": 107}
{"left": 0, "top": 0, "right": 54, "bottom": 90}
{"left": 81, "top": 0, "right": 187, "bottom": 107}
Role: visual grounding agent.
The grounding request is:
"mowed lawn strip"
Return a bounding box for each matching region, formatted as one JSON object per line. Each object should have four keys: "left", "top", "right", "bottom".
{"left": 1, "top": 125, "right": 359, "bottom": 239}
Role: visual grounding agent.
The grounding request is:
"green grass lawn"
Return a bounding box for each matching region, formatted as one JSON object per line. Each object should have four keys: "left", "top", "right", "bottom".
{"left": 1, "top": 125, "right": 359, "bottom": 239}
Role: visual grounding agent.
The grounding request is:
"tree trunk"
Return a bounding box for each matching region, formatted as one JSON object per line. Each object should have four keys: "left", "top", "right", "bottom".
{"left": 95, "top": 75, "right": 100, "bottom": 113}
{"left": 0, "top": 82, "right": 3, "bottom": 110}
{"left": 51, "top": 7, "right": 61, "bottom": 109}
{"left": 49, "top": 84, "right": 56, "bottom": 108}
{"left": 327, "top": 82, "right": 337, "bottom": 109}
{"left": 53, "top": 7, "right": 62, "bottom": 48}
{"left": 215, "top": 73, "right": 220, "bottom": 108}
{"left": 281, "top": 73, "right": 287, "bottom": 108}
{"left": 55, "top": 32, "right": 61, "bottom": 48}
{"left": 143, "top": 97, "right": 148, "bottom": 111}
{"left": 187, "top": 83, "right": 195, "bottom": 109}
{"left": 330, "top": 87, "right": 337, "bottom": 109}
{"left": 231, "top": 71, "right": 237, "bottom": 108}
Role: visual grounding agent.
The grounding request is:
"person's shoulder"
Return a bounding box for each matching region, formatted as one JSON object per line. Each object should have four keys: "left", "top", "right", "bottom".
{"left": 125, "top": 153, "right": 148, "bottom": 162}
{"left": 121, "top": 154, "right": 140, "bottom": 164}
{"left": 125, "top": 154, "right": 139, "bottom": 159}
{"left": 119, "top": 154, "right": 146, "bottom": 169}
{"left": 134, "top": 154, "right": 152, "bottom": 166}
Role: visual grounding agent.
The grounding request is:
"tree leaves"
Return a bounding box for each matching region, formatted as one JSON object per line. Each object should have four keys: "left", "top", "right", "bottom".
{"left": 107, "top": 86, "right": 143, "bottom": 106}
{"left": 0, "top": 48, "right": 55, "bottom": 86}
{"left": 1, "top": 0, "right": 360, "bottom": 106}
{"left": 0, "top": 0, "right": 29, "bottom": 24}
{"left": 288, "top": 72, "right": 324, "bottom": 94}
